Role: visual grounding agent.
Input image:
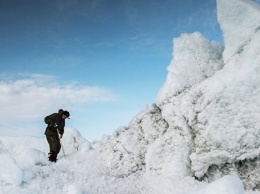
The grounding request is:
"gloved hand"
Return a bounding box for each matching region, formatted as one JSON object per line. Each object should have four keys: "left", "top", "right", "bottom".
{"left": 60, "top": 134, "right": 63, "bottom": 139}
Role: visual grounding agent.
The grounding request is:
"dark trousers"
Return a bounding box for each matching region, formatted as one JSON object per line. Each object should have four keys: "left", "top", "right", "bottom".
{"left": 46, "top": 135, "right": 61, "bottom": 154}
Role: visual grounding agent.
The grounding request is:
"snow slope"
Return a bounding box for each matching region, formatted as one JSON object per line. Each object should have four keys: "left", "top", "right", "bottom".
{"left": 0, "top": 128, "right": 253, "bottom": 194}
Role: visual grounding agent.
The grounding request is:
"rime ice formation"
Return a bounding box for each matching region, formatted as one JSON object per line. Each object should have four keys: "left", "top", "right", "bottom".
{"left": 98, "top": 0, "right": 260, "bottom": 189}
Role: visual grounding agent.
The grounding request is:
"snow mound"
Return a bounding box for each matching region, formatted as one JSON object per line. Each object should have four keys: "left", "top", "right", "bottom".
{"left": 17, "top": 148, "right": 49, "bottom": 167}
{"left": 0, "top": 154, "right": 23, "bottom": 186}
{"left": 61, "top": 127, "right": 92, "bottom": 155}
{"left": 0, "top": 127, "right": 92, "bottom": 189}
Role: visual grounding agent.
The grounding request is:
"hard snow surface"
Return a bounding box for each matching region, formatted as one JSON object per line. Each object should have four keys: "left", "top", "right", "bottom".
{"left": 1, "top": 0, "right": 260, "bottom": 193}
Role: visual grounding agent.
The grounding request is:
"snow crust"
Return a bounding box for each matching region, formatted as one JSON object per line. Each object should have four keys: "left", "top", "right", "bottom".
{"left": 0, "top": 127, "right": 91, "bottom": 188}
{"left": 0, "top": 129, "right": 258, "bottom": 194}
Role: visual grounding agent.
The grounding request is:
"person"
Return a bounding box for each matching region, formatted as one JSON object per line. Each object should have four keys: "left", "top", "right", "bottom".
{"left": 44, "top": 109, "right": 70, "bottom": 162}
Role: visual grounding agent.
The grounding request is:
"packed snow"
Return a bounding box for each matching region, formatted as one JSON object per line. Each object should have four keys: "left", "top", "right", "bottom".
{"left": 0, "top": 128, "right": 255, "bottom": 194}
{"left": 1, "top": 0, "right": 260, "bottom": 193}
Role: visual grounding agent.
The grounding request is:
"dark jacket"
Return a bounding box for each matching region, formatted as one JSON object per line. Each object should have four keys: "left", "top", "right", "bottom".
{"left": 44, "top": 110, "right": 65, "bottom": 136}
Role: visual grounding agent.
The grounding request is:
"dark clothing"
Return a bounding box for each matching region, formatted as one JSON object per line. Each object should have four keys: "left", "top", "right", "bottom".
{"left": 44, "top": 110, "right": 65, "bottom": 136}
{"left": 44, "top": 109, "right": 67, "bottom": 162}
{"left": 46, "top": 135, "right": 61, "bottom": 153}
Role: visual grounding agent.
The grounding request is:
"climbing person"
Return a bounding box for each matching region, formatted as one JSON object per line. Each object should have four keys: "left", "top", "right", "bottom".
{"left": 44, "top": 109, "right": 70, "bottom": 162}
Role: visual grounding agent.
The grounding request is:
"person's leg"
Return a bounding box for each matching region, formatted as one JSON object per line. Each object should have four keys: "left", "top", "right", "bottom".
{"left": 53, "top": 136, "right": 61, "bottom": 161}
{"left": 46, "top": 136, "right": 59, "bottom": 162}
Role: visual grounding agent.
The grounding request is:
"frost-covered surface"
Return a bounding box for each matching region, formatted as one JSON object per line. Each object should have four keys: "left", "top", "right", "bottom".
{"left": 217, "top": 0, "right": 260, "bottom": 63}
{"left": 189, "top": 175, "right": 244, "bottom": 194}
{"left": 156, "top": 0, "right": 260, "bottom": 189}
{"left": 157, "top": 32, "right": 224, "bottom": 103}
{"left": 98, "top": 0, "right": 260, "bottom": 191}
{"left": 0, "top": 128, "right": 202, "bottom": 193}
{"left": 0, "top": 129, "right": 258, "bottom": 194}
{"left": 1, "top": 0, "right": 260, "bottom": 193}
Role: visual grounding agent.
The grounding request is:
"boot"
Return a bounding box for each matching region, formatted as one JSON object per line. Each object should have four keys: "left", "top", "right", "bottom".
{"left": 48, "top": 152, "right": 57, "bottom": 162}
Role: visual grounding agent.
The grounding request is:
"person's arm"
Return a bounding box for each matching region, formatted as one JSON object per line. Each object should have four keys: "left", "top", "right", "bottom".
{"left": 58, "top": 122, "right": 65, "bottom": 136}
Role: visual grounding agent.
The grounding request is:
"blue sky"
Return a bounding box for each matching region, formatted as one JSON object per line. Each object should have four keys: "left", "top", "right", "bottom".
{"left": 0, "top": 0, "right": 223, "bottom": 140}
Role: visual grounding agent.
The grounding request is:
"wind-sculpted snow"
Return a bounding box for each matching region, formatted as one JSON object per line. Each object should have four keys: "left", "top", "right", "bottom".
{"left": 96, "top": 0, "right": 260, "bottom": 190}
{"left": 97, "top": 104, "right": 169, "bottom": 177}
{"left": 217, "top": 0, "right": 260, "bottom": 63}
{"left": 157, "top": 32, "right": 224, "bottom": 104}
{"left": 186, "top": 0, "right": 260, "bottom": 189}
{"left": 98, "top": 26, "right": 224, "bottom": 185}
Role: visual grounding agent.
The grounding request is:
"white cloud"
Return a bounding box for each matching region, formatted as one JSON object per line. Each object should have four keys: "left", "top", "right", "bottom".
{"left": 0, "top": 74, "right": 116, "bottom": 123}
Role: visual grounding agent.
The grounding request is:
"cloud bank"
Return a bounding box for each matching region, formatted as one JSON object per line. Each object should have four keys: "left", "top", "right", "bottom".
{"left": 0, "top": 74, "right": 116, "bottom": 136}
